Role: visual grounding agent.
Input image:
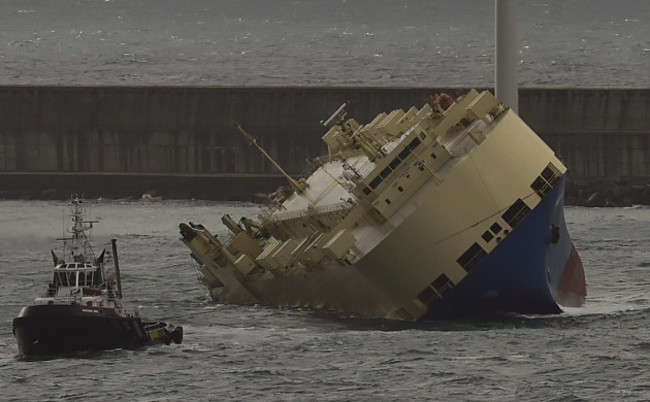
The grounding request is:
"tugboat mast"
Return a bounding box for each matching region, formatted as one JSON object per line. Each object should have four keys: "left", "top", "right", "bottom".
{"left": 68, "top": 196, "right": 96, "bottom": 263}
{"left": 111, "top": 238, "right": 123, "bottom": 299}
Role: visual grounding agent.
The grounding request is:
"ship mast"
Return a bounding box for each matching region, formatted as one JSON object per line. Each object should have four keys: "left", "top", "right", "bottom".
{"left": 235, "top": 123, "right": 307, "bottom": 194}
{"left": 111, "top": 238, "right": 123, "bottom": 299}
{"left": 68, "top": 196, "right": 96, "bottom": 263}
{"left": 495, "top": 0, "right": 518, "bottom": 113}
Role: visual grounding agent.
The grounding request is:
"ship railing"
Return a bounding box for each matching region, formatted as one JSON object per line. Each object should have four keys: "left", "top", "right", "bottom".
{"left": 296, "top": 156, "right": 329, "bottom": 181}
{"left": 444, "top": 119, "right": 490, "bottom": 157}
{"left": 353, "top": 158, "right": 377, "bottom": 180}
{"left": 38, "top": 294, "right": 78, "bottom": 304}
{"left": 259, "top": 200, "right": 354, "bottom": 223}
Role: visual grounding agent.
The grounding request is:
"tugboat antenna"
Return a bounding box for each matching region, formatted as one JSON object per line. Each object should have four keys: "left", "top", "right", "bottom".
{"left": 234, "top": 123, "right": 307, "bottom": 194}
{"left": 111, "top": 238, "right": 123, "bottom": 299}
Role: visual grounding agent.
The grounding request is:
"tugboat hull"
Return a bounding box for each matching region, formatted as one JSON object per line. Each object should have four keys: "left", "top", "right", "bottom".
{"left": 12, "top": 196, "right": 183, "bottom": 356}
{"left": 13, "top": 304, "right": 147, "bottom": 356}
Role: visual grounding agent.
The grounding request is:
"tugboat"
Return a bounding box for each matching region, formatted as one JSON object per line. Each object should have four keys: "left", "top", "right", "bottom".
{"left": 179, "top": 89, "right": 586, "bottom": 320}
{"left": 13, "top": 197, "right": 182, "bottom": 356}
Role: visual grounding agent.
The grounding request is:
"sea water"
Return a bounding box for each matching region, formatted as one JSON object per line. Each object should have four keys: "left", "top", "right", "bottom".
{"left": 1, "top": 0, "right": 649, "bottom": 400}
{"left": 0, "top": 0, "right": 648, "bottom": 88}
{"left": 0, "top": 199, "right": 649, "bottom": 400}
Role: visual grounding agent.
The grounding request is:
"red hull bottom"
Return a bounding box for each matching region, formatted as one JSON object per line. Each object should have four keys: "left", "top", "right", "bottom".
{"left": 554, "top": 244, "right": 587, "bottom": 307}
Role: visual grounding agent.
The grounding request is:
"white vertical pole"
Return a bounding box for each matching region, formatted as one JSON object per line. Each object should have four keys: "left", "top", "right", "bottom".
{"left": 495, "top": 0, "right": 518, "bottom": 113}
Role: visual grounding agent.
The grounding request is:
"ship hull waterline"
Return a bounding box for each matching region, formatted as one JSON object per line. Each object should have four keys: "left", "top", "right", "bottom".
{"left": 421, "top": 175, "right": 586, "bottom": 319}
{"left": 191, "top": 176, "right": 585, "bottom": 321}
{"left": 180, "top": 92, "right": 588, "bottom": 321}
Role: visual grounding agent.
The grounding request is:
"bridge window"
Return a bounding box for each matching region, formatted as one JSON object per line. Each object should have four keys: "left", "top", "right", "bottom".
{"left": 482, "top": 231, "right": 494, "bottom": 242}
{"left": 502, "top": 199, "right": 531, "bottom": 229}
{"left": 369, "top": 176, "right": 383, "bottom": 189}
{"left": 431, "top": 273, "right": 455, "bottom": 296}
{"left": 407, "top": 137, "right": 421, "bottom": 151}
{"left": 457, "top": 242, "right": 487, "bottom": 272}
{"left": 417, "top": 286, "right": 439, "bottom": 305}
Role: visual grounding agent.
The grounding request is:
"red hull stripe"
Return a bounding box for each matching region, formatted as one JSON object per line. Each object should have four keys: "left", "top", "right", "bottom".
{"left": 554, "top": 244, "right": 587, "bottom": 307}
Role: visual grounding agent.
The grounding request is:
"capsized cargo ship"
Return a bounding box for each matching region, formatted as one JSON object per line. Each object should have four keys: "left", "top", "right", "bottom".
{"left": 179, "top": 89, "right": 586, "bottom": 320}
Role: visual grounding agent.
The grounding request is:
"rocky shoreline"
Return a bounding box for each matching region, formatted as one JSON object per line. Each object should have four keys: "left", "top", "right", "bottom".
{"left": 0, "top": 173, "right": 648, "bottom": 207}
{"left": 566, "top": 178, "right": 650, "bottom": 207}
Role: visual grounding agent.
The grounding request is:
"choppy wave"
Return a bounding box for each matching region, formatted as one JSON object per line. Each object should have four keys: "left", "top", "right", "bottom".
{"left": 0, "top": 0, "right": 648, "bottom": 88}
{"left": 1, "top": 201, "right": 649, "bottom": 400}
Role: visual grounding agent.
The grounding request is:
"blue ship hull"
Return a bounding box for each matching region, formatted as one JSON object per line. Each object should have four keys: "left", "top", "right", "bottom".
{"left": 421, "top": 176, "right": 586, "bottom": 319}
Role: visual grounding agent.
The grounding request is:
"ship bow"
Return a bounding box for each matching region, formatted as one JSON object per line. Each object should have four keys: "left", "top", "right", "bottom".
{"left": 423, "top": 176, "right": 586, "bottom": 319}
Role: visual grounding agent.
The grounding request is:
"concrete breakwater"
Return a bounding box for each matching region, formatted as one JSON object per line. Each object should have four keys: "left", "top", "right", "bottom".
{"left": 0, "top": 86, "right": 648, "bottom": 205}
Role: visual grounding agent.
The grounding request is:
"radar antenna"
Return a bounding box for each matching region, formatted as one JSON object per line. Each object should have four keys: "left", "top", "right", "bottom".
{"left": 321, "top": 102, "right": 347, "bottom": 128}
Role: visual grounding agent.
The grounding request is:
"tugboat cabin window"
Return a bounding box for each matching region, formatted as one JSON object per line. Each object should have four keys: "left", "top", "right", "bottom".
{"left": 78, "top": 271, "right": 95, "bottom": 287}
{"left": 55, "top": 271, "right": 76, "bottom": 287}
{"left": 54, "top": 263, "right": 96, "bottom": 287}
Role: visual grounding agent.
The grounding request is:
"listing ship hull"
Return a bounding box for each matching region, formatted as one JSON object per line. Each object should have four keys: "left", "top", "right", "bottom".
{"left": 13, "top": 304, "right": 148, "bottom": 356}
{"left": 180, "top": 89, "right": 586, "bottom": 321}
{"left": 183, "top": 178, "right": 584, "bottom": 320}
{"left": 420, "top": 175, "right": 585, "bottom": 319}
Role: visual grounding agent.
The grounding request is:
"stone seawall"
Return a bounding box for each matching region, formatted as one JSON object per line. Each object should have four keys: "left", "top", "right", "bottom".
{"left": 0, "top": 86, "right": 648, "bottom": 205}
